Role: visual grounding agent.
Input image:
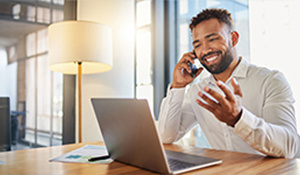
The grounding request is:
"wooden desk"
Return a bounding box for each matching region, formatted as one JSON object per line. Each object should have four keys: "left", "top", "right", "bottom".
{"left": 1, "top": 141, "right": 300, "bottom": 175}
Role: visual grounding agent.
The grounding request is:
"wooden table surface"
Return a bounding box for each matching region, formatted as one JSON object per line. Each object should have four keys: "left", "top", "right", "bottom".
{"left": 1, "top": 141, "right": 300, "bottom": 175}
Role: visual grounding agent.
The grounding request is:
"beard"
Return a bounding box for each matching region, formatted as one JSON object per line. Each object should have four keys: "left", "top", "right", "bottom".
{"left": 200, "top": 45, "right": 234, "bottom": 75}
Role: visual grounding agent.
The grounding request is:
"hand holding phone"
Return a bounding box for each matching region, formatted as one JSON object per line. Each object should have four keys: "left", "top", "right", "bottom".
{"left": 171, "top": 51, "right": 203, "bottom": 88}
{"left": 188, "top": 51, "right": 202, "bottom": 78}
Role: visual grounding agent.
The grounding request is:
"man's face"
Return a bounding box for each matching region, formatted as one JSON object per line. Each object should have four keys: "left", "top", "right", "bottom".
{"left": 192, "top": 18, "right": 234, "bottom": 74}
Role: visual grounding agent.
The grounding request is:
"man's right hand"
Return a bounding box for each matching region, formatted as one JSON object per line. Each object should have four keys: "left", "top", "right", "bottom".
{"left": 171, "top": 52, "right": 203, "bottom": 88}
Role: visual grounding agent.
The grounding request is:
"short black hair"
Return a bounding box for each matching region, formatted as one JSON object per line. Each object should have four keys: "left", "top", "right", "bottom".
{"left": 189, "top": 8, "right": 234, "bottom": 32}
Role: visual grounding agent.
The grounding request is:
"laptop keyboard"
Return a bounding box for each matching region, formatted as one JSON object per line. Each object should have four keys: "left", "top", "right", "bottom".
{"left": 167, "top": 158, "right": 198, "bottom": 171}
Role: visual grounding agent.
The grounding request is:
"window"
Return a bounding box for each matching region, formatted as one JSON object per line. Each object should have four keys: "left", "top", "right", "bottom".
{"left": 135, "top": 0, "right": 154, "bottom": 113}
{"left": 25, "top": 49, "right": 63, "bottom": 147}
{"left": 249, "top": 0, "right": 300, "bottom": 134}
{"left": 0, "top": 0, "right": 65, "bottom": 149}
{"left": 24, "top": 10, "right": 64, "bottom": 147}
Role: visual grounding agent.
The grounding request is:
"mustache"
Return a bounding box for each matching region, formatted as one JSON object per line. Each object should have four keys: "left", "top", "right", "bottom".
{"left": 201, "top": 51, "right": 222, "bottom": 61}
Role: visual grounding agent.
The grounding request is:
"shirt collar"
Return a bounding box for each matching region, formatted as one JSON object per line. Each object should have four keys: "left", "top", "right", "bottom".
{"left": 206, "top": 58, "right": 249, "bottom": 84}
{"left": 231, "top": 58, "right": 249, "bottom": 78}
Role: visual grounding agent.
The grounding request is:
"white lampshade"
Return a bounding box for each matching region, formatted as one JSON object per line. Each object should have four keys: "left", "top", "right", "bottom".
{"left": 48, "top": 20, "right": 113, "bottom": 74}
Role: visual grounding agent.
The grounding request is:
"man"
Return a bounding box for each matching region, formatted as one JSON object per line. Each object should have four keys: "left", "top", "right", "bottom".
{"left": 158, "top": 8, "right": 299, "bottom": 158}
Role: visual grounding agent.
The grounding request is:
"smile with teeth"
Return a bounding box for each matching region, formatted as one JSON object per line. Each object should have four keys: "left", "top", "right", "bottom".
{"left": 205, "top": 55, "right": 218, "bottom": 62}
{"left": 204, "top": 54, "right": 219, "bottom": 64}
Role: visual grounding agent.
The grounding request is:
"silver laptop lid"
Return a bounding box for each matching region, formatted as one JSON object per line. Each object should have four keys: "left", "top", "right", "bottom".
{"left": 91, "top": 98, "right": 170, "bottom": 174}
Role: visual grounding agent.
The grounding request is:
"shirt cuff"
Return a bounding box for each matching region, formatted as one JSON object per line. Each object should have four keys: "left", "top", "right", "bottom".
{"left": 234, "top": 107, "right": 258, "bottom": 138}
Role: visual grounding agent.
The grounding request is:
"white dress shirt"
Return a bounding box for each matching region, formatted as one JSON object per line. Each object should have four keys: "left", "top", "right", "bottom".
{"left": 158, "top": 58, "right": 299, "bottom": 158}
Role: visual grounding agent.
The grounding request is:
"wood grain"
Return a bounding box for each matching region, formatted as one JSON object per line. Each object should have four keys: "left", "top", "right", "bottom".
{"left": 0, "top": 141, "right": 299, "bottom": 175}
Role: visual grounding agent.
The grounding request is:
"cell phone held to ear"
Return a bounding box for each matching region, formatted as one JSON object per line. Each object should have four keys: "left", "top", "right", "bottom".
{"left": 188, "top": 51, "right": 202, "bottom": 78}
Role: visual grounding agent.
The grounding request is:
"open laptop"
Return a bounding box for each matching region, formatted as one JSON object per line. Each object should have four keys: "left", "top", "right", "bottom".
{"left": 91, "top": 98, "right": 222, "bottom": 174}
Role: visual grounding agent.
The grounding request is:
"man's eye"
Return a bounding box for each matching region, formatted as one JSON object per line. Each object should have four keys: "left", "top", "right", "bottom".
{"left": 194, "top": 44, "right": 201, "bottom": 48}
{"left": 209, "top": 37, "right": 218, "bottom": 42}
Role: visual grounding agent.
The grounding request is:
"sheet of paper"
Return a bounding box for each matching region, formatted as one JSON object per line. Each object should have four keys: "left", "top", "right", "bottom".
{"left": 50, "top": 145, "right": 113, "bottom": 164}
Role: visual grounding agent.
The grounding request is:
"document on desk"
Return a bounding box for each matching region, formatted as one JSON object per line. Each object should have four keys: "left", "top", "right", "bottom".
{"left": 50, "top": 145, "right": 113, "bottom": 164}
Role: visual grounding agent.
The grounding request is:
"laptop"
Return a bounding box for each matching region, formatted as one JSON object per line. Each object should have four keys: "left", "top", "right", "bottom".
{"left": 91, "top": 98, "right": 222, "bottom": 174}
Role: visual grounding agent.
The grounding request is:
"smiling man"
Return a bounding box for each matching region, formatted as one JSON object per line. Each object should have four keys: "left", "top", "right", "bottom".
{"left": 158, "top": 8, "right": 299, "bottom": 158}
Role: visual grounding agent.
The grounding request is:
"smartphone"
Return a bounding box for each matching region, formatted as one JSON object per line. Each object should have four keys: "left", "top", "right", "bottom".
{"left": 188, "top": 51, "right": 202, "bottom": 78}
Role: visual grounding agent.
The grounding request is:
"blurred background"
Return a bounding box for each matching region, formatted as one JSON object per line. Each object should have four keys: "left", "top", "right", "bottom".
{"left": 0, "top": 0, "right": 299, "bottom": 151}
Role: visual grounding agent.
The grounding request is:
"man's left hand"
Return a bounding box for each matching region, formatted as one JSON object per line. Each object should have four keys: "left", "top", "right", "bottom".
{"left": 196, "top": 78, "right": 243, "bottom": 127}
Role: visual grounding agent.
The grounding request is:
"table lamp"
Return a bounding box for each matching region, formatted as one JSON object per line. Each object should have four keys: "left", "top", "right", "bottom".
{"left": 48, "top": 21, "right": 113, "bottom": 143}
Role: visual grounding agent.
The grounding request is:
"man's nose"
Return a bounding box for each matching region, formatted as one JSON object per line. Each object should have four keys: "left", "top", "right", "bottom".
{"left": 200, "top": 42, "right": 213, "bottom": 58}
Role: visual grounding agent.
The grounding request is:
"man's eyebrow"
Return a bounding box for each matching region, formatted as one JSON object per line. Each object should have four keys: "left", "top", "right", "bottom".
{"left": 192, "top": 40, "right": 199, "bottom": 45}
{"left": 205, "top": 33, "right": 218, "bottom": 38}
{"left": 192, "top": 33, "right": 218, "bottom": 45}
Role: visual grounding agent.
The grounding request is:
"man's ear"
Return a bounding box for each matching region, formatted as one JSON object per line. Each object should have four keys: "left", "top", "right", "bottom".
{"left": 231, "top": 31, "right": 239, "bottom": 47}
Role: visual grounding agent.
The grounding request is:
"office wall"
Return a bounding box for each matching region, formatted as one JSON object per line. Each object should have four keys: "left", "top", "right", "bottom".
{"left": 0, "top": 47, "right": 17, "bottom": 111}
{"left": 77, "top": 0, "right": 135, "bottom": 142}
{"left": 249, "top": 0, "right": 300, "bottom": 133}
